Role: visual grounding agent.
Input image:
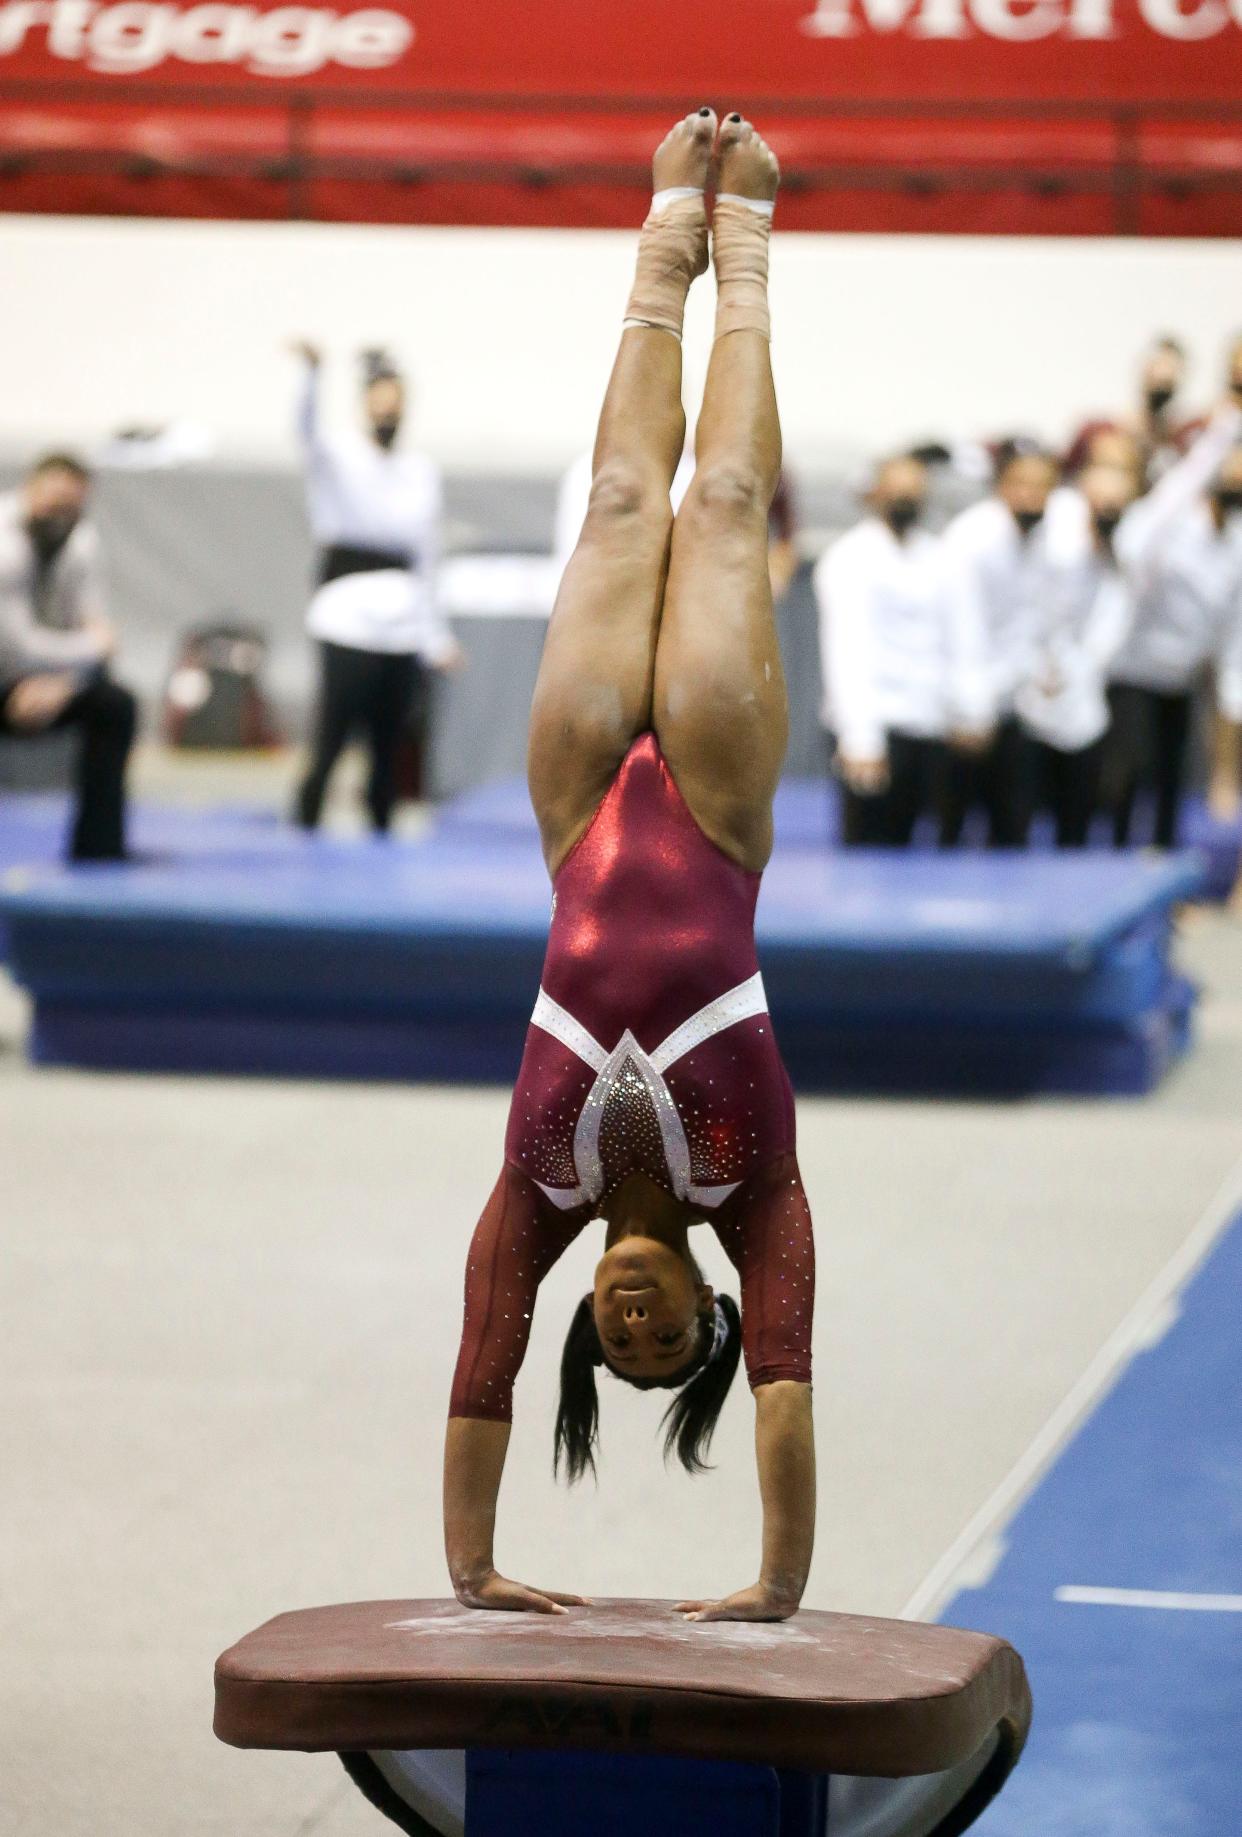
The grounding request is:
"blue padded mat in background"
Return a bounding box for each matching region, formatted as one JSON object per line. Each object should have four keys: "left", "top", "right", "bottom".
{"left": 434, "top": 775, "right": 1242, "bottom": 900}
{"left": 1, "top": 832, "right": 1202, "bottom": 1026}
{"left": 0, "top": 794, "right": 1205, "bottom": 1092}
{"left": 0, "top": 810, "right": 1203, "bottom": 961}
{"left": 0, "top": 794, "right": 293, "bottom": 867}
{"left": 940, "top": 1208, "right": 1242, "bottom": 1836}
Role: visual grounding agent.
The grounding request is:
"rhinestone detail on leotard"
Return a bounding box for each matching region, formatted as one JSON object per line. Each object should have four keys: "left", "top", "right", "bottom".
{"left": 526, "top": 977, "right": 766, "bottom": 1211}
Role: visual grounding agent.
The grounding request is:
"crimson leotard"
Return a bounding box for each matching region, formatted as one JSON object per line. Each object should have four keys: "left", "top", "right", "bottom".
{"left": 449, "top": 733, "right": 814, "bottom": 1422}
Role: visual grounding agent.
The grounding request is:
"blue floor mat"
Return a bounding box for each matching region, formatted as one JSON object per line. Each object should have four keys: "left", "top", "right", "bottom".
{"left": 940, "top": 1210, "right": 1242, "bottom": 1836}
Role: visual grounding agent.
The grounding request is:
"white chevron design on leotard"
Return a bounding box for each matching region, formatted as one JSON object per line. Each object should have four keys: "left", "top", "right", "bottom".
{"left": 528, "top": 972, "right": 768, "bottom": 1212}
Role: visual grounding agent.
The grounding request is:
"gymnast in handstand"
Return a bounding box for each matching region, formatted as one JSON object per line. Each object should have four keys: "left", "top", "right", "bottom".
{"left": 444, "top": 110, "right": 815, "bottom": 1624}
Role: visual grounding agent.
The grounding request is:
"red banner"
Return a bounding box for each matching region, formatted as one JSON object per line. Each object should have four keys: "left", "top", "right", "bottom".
{"left": 0, "top": 0, "right": 1239, "bottom": 232}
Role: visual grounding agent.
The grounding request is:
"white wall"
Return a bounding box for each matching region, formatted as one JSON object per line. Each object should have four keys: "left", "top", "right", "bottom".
{"left": 1, "top": 213, "right": 1240, "bottom": 472}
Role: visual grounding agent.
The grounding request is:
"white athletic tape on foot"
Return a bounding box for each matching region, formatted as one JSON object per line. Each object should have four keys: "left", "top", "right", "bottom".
{"left": 651, "top": 186, "right": 705, "bottom": 215}
{"left": 716, "top": 191, "right": 776, "bottom": 219}
{"left": 623, "top": 195, "right": 709, "bottom": 340}
{"left": 712, "top": 198, "right": 772, "bottom": 341}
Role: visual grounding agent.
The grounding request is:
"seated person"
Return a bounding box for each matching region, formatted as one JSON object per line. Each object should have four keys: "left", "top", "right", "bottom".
{"left": 0, "top": 453, "right": 136, "bottom": 861}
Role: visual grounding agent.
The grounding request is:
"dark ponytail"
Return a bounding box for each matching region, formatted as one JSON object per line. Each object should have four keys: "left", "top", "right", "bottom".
{"left": 656, "top": 1291, "right": 742, "bottom": 1474}
{"left": 553, "top": 1291, "right": 743, "bottom": 1484}
{"left": 553, "top": 1295, "right": 605, "bottom": 1483}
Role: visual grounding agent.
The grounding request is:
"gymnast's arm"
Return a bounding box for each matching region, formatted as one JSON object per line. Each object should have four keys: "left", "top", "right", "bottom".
{"left": 715, "top": 1379, "right": 816, "bottom": 1623}
{"left": 443, "top": 1163, "right": 589, "bottom": 1614}
{"left": 684, "top": 1155, "right": 816, "bottom": 1622}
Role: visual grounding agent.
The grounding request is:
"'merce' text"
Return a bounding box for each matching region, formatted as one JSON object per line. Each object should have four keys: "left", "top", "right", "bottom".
{"left": 801, "top": 0, "right": 1242, "bottom": 38}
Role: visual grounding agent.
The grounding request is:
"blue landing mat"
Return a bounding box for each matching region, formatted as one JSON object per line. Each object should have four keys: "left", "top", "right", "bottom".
{"left": 0, "top": 808, "right": 1202, "bottom": 962}
{"left": 0, "top": 795, "right": 389, "bottom": 959}
{"left": 432, "top": 774, "right": 833, "bottom": 852}
{"left": 436, "top": 776, "right": 1242, "bottom": 902}
{"left": 0, "top": 796, "right": 1204, "bottom": 1093}
{"left": 940, "top": 1208, "right": 1242, "bottom": 1836}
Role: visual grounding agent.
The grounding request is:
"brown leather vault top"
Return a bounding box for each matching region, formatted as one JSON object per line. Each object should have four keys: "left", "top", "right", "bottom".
{"left": 214, "top": 1598, "right": 1031, "bottom": 1778}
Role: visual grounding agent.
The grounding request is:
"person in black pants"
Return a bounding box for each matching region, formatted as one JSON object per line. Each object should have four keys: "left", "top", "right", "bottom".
{"left": 1104, "top": 682, "right": 1193, "bottom": 850}
{"left": 297, "top": 637, "right": 419, "bottom": 833}
{"left": 939, "top": 716, "right": 1035, "bottom": 849}
{"left": 938, "top": 445, "right": 1061, "bottom": 850}
{"left": 1, "top": 671, "right": 136, "bottom": 860}
{"left": 0, "top": 453, "right": 137, "bottom": 861}
{"left": 839, "top": 731, "right": 946, "bottom": 847}
{"left": 290, "top": 345, "right": 461, "bottom": 834}
{"left": 814, "top": 454, "right": 950, "bottom": 849}
{"left": 1102, "top": 398, "right": 1242, "bottom": 848}
{"left": 1029, "top": 737, "right": 1106, "bottom": 849}
{"left": 1015, "top": 465, "right": 1137, "bottom": 848}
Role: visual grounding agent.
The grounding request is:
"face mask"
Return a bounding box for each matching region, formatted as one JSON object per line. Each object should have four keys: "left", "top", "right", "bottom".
{"left": 1145, "top": 385, "right": 1175, "bottom": 416}
{"left": 1013, "top": 508, "right": 1044, "bottom": 537}
{"left": 883, "top": 496, "right": 923, "bottom": 536}
{"left": 1093, "top": 509, "right": 1123, "bottom": 541}
{"left": 1215, "top": 487, "right": 1242, "bottom": 516}
{"left": 26, "top": 510, "right": 78, "bottom": 561}
{"left": 372, "top": 419, "right": 401, "bottom": 450}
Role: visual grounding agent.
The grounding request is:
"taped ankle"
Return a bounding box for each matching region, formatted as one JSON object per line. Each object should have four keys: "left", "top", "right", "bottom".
{"left": 712, "top": 198, "right": 772, "bottom": 342}
{"left": 623, "top": 196, "right": 709, "bottom": 339}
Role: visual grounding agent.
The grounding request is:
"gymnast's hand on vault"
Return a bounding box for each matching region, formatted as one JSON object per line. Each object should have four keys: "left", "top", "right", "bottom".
{"left": 675, "top": 1583, "right": 800, "bottom": 1624}
{"left": 456, "top": 1569, "right": 590, "bottom": 1616}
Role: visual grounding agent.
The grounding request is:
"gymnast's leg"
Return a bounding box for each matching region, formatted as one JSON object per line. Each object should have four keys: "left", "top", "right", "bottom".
{"left": 526, "top": 110, "right": 716, "bottom": 876}
{"left": 653, "top": 116, "right": 786, "bottom": 872}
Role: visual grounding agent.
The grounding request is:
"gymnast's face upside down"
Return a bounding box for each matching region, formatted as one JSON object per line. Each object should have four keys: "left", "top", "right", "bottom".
{"left": 592, "top": 1234, "right": 715, "bottom": 1384}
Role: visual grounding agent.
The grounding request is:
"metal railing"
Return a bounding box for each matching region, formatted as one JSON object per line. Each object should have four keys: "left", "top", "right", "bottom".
{"left": 1, "top": 80, "right": 1240, "bottom": 233}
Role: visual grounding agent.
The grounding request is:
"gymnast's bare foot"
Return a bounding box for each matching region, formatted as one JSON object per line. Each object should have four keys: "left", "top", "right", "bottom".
{"left": 623, "top": 111, "right": 717, "bottom": 334}
{"left": 640, "top": 107, "right": 717, "bottom": 290}
{"left": 715, "top": 113, "right": 780, "bottom": 203}
{"left": 652, "top": 106, "right": 718, "bottom": 198}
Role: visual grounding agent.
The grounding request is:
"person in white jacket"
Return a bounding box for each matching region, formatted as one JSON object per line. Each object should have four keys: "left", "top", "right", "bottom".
{"left": 1016, "top": 461, "right": 1137, "bottom": 846}
{"left": 1105, "top": 397, "right": 1242, "bottom": 848}
{"left": 814, "top": 454, "right": 949, "bottom": 846}
{"left": 291, "top": 344, "right": 462, "bottom": 833}
{"left": 939, "top": 443, "right": 1061, "bottom": 848}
